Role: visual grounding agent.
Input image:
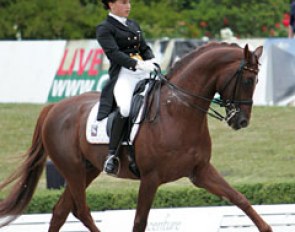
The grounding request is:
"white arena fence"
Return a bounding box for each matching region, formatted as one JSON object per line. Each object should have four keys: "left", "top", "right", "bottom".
{"left": 1, "top": 204, "right": 294, "bottom": 232}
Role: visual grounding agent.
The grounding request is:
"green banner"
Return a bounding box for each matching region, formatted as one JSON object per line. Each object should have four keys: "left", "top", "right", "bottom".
{"left": 48, "top": 41, "right": 108, "bottom": 102}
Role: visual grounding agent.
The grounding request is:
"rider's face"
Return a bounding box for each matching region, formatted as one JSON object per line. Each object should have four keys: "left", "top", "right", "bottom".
{"left": 109, "top": 0, "right": 131, "bottom": 18}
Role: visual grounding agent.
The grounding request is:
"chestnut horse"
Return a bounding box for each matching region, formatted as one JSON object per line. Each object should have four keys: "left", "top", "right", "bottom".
{"left": 0, "top": 42, "right": 272, "bottom": 232}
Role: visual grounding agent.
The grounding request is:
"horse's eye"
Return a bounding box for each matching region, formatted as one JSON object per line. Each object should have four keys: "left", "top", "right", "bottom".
{"left": 243, "top": 78, "right": 254, "bottom": 86}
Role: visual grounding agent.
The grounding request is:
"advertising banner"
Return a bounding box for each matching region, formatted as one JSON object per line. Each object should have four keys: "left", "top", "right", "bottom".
{"left": 0, "top": 41, "right": 66, "bottom": 103}
{"left": 47, "top": 40, "right": 109, "bottom": 102}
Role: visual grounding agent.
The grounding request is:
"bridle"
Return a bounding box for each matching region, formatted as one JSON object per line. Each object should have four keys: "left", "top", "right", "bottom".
{"left": 153, "top": 60, "right": 259, "bottom": 122}
{"left": 213, "top": 59, "right": 259, "bottom": 122}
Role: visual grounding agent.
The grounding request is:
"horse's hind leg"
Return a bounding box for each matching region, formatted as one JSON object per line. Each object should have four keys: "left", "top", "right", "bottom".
{"left": 190, "top": 163, "right": 272, "bottom": 232}
{"left": 48, "top": 186, "right": 73, "bottom": 232}
{"left": 49, "top": 167, "right": 100, "bottom": 232}
{"left": 69, "top": 168, "right": 101, "bottom": 232}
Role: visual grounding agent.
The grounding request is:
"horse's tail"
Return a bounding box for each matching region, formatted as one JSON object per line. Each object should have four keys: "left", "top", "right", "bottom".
{"left": 0, "top": 104, "right": 54, "bottom": 227}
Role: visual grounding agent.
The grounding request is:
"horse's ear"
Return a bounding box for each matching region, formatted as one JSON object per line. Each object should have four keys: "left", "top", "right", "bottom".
{"left": 254, "top": 46, "right": 263, "bottom": 59}
{"left": 243, "top": 44, "right": 251, "bottom": 61}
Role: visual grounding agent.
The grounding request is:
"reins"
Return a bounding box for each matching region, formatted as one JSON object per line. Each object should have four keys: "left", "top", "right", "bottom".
{"left": 158, "top": 71, "right": 226, "bottom": 121}
{"left": 150, "top": 60, "right": 258, "bottom": 122}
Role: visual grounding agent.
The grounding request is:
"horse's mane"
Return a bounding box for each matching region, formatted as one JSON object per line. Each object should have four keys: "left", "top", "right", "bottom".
{"left": 167, "top": 42, "right": 241, "bottom": 78}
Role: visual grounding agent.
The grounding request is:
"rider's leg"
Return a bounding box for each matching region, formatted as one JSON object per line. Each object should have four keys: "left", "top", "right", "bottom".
{"left": 104, "top": 69, "right": 140, "bottom": 174}
{"left": 104, "top": 110, "right": 128, "bottom": 174}
{"left": 104, "top": 68, "right": 149, "bottom": 174}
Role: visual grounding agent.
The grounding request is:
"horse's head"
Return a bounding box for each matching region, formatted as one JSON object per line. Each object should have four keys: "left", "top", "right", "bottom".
{"left": 162, "top": 42, "right": 263, "bottom": 130}
{"left": 217, "top": 44, "right": 263, "bottom": 130}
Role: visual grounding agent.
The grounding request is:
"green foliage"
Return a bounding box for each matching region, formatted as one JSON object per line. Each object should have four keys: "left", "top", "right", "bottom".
{"left": 0, "top": 0, "right": 290, "bottom": 39}
{"left": 23, "top": 183, "right": 295, "bottom": 213}
{"left": 0, "top": 0, "right": 106, "bottom": 39}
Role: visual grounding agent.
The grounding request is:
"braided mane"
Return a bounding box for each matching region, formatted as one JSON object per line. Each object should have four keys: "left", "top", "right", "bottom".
{"left": 167, "top": 42, "right": 241, "bottom": 78}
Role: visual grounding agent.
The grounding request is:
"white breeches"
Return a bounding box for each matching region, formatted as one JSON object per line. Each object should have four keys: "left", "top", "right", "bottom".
{"left": 114, "top": 67, "right": 150, "bottom": 117}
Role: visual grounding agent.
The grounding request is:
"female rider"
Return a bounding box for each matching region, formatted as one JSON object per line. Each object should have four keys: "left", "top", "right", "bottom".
{"left": 96, "top": 0, "right": 157, "bottom": 175}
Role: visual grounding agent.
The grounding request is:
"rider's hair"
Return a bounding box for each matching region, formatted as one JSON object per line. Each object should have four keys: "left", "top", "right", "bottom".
{"left": 101, "top": 0, "right": 116, "bottom": 10}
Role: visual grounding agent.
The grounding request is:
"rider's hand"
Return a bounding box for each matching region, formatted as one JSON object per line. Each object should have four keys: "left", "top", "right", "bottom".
{"left": 136, "top": 60, "right": 157, "bottom": 72}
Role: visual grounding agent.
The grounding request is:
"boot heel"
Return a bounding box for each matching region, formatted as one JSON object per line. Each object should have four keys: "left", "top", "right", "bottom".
{"left": 103, "top": 155, "right": 120, "bottom": 175}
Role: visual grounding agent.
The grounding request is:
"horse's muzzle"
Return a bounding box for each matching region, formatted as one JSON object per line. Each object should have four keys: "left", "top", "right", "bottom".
{"left": 227, "top": 111, "right": 249, "bottom": 130}
{"left": 236, "top": 116, "right": 248, "bottom": 129}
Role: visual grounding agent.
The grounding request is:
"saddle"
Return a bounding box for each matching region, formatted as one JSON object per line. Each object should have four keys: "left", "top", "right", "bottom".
{"left": 106, "top": 77, "right": 162, "bottom": 177}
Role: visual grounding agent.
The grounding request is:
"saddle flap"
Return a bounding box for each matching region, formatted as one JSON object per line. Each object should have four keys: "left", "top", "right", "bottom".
{"left": 86, "top": 102, "right": 140, "bottom": 145}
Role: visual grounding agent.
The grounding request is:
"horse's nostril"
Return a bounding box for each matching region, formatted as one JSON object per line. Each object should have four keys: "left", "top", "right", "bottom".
{"left": 240, "top": 119, "right": 248, "bottom": 128}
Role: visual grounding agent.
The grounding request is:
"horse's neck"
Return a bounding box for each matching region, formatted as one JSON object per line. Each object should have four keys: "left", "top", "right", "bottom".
{"left": 160, "top": 73, "right": 213, "bottom": 133}
{"left": 170, "top": 47, "right": 238, "bottom": 100}
{"left": 161, "top": 53, "right": 225, "bottom": 131}
{"left": 170, "top": 59, "right": 218, "bottom": 104}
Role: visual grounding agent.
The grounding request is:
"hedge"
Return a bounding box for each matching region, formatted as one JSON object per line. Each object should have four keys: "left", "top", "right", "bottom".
{"left": 25, "top": 182, "right": 295, "bottom": 213}
{"left": 0, "top": 0, "right": 289, "bottom": 39}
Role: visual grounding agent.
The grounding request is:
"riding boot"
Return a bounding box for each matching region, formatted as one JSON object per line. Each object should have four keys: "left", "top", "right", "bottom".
{"left": 104, "top": 112, "right": 128, "bottom": 175}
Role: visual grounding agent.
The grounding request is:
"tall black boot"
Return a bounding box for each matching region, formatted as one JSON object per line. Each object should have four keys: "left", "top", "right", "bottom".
{"left": 104, "top": 112, "right": 128, "bottom": 175}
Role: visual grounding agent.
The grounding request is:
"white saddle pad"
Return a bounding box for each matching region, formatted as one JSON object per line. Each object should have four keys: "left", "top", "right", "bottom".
{"left": 86, "top": 102, "right": 142, "bottom": 144}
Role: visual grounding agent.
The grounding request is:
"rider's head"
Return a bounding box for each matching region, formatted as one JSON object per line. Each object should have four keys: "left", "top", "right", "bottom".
{"left": 101, "top": 0, "right": 131, "bottom": 17}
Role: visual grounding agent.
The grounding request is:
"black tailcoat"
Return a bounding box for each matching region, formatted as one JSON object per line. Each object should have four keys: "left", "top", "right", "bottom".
{"left": 96, "top": 15, "right": 154, "bottom": 120}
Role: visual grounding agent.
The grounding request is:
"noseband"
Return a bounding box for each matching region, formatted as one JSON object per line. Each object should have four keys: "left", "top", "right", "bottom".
{"left": 154, "top": 60, "right": 259, "bottom": 122}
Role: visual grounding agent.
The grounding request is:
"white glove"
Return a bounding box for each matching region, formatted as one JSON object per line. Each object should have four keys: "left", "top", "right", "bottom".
{"left": 136, "top": 60, "right": 157, "bottom": 72}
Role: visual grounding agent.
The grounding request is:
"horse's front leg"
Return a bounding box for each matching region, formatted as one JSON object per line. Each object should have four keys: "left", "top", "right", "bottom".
{"left": 190, "top": 163, "right": 272, "bottom": 232}
{"left": 133, "top": 175, "right": 159, "bottom": 232}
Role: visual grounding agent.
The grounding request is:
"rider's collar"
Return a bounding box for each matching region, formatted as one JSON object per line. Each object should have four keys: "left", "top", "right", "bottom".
{"left": 109, "top": 13, "right": 128, "bottom": 27}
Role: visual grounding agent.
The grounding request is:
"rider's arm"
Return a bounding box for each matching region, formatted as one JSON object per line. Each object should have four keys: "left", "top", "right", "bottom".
{"left": 96, "top": 24, "right": 138, "bottom": 71}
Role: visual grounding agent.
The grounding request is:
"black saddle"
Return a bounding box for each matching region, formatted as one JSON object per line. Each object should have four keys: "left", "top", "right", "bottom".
{"left": 105, "top": 78, "right": 161, "bottom": 178}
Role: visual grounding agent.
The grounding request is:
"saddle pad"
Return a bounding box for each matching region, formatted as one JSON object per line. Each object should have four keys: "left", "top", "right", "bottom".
{"left": 86, "top": 102, "right": 141, "bottom": 144}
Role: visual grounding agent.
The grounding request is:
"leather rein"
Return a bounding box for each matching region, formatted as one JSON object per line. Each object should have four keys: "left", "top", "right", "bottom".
{"left": 152, "top": 60, "right": 259, "bottom": 122}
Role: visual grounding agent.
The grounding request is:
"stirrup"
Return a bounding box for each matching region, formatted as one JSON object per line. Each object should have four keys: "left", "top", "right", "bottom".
{"left": 103, "top": 155, "right": 120, "bottom": 175}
